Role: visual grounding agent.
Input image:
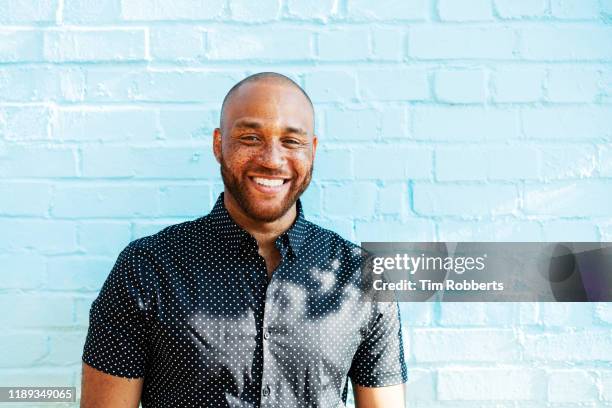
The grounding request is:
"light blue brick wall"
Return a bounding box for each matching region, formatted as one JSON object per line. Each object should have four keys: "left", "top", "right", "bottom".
{"left": 0, "top": 0, "right": 611, "bottom": 406}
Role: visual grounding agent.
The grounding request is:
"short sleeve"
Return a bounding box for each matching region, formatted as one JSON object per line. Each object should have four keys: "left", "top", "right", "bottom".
{"left": 348, "top": 300, "right": 408, "bottom": 387}
{"left": 82, "top": 242, "right": 156, "bottom": 378}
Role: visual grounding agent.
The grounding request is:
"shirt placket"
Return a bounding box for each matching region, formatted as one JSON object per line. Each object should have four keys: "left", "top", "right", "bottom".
{"left": 259, "top": 235, "right": 290, "bottom": 407}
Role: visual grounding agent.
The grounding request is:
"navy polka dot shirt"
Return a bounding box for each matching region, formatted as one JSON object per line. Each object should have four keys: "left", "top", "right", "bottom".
{"left": 82, "top": 193, "right": 407, "bottom": 407}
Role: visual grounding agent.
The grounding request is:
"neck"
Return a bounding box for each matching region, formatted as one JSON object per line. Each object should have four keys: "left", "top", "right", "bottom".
{"left": 223, "top": 191, "right": 297, "bottom": 248}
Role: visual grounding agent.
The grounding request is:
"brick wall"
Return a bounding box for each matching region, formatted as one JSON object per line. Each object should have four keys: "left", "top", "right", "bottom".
{"left": 1, "top": 0, "right": 611, "bottom": 406}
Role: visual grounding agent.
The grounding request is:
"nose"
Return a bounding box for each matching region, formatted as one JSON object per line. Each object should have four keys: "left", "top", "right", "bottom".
{"left": 258, "top": 140, "right": 285, "bottom": 169}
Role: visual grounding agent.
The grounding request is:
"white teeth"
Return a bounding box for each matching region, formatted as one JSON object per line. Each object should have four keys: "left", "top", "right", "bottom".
{"left": 253, "top": 177, "right": 284, "bottom": 187}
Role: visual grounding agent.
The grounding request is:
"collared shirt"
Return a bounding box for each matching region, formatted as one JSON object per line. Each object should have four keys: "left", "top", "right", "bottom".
{"left": 82, "top": 193, "right": 407, "bottom": 408}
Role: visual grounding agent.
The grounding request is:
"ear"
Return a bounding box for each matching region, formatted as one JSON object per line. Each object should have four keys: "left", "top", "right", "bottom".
{"left": 213, "top": 128, "right": 222, "bottom": 164}
{"left": 312, "top": 135, "right": 318, "bottom": 160}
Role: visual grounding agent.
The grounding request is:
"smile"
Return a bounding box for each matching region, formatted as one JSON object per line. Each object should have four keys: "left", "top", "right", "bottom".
{"left": 252, "top": 177, "right": 286, "bottom": 187}
{"left": 248, "top": 175, "right": 291, "bottom": 194}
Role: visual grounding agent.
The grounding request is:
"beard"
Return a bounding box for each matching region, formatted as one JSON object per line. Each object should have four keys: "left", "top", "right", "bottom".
{"left": 220, "top": 157, "right": 313, "bottom": 223}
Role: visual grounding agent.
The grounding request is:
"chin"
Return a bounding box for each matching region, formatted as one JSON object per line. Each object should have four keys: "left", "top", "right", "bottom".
{"left": 247, "top": 202, "right": 291, "bottom": 222}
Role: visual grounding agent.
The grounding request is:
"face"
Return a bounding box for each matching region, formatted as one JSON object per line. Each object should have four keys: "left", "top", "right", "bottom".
{"left": 213, "top": 80, "right": 317, "bottom": 223}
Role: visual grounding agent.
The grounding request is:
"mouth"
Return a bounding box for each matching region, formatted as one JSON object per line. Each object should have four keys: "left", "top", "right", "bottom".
{"left": 248, "top": 175, "right": 291, "bottom": 194}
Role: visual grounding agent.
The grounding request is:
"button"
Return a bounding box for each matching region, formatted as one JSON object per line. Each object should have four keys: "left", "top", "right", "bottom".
{"left": 262, "top": 385, "right": 271, "bottom": 397}
{"left": 263, "top": 330, "right": 270, "bottom": 340}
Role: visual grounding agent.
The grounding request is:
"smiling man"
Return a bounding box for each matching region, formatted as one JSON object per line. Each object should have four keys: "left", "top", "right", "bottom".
{"left": 80, "top": 72, "right": 407, "bottom": 408}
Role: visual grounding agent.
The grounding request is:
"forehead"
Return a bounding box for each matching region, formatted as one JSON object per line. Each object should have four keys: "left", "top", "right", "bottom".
{"left": 222, "top": 81, "right": 314, "bottom": 133}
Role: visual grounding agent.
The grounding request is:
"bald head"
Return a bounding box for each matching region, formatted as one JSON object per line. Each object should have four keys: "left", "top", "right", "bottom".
{"left": 219, "top": 72, "right": 314, "bottom": 131}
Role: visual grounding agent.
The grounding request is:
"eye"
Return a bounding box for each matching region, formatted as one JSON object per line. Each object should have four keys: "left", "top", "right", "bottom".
{"left": 240, "top": 134, "right": 260, "bottom": 142}
{"left": 283, "top": 138, "right": 303, "bottom": 147}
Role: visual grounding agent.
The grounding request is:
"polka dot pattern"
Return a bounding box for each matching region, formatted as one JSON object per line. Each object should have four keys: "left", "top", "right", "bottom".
{"left": 82, "top": 193, "right": 407, "bottom": 407}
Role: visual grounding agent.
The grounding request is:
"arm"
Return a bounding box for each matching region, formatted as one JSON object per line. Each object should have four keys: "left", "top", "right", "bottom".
{"left": 353, "top": 382, "right": 405, "bottom": 408}
{"left": 80, "top": 362, "right": 143, "bottom": 408}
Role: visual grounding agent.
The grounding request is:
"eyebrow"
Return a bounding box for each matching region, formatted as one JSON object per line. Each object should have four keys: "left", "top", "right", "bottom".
{"left": 233, "top": 119, "right": 308, "bottom": 137}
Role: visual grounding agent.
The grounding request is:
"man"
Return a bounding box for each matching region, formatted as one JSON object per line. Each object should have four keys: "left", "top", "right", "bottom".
{"left": 81, "top": 72, "right": 407, "bottom": 407}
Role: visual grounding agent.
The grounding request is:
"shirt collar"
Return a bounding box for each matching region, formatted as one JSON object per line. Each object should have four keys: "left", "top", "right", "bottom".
{"left": 208, "top": 192, "right": 308, "bottom": 256}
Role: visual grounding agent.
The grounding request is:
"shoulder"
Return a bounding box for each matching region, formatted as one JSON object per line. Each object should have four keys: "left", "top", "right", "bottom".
{"left": 303, "top": 220, "right": 368, "bottom": 273}
{"left": 124, "top": 217, "right": 209, "bottom": 257}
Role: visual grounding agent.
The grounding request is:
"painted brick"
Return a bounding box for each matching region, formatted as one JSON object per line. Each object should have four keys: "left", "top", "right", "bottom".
{"left": 77, "top": 221, "right": 131, "bottom": 256}
{"left": 547, "top": 67, "right": 600, "bottom": 102}
{"left": 520, "top": 26, "right": 612, "bottom": 60}
{"left": 436, "top": 146, "right": 540, "bottom": 181}
{"left": 523, "top": 330, "right": 612, "bottom": 361}
{"left": 377, "top": 183, "right": 409, "bottom": 216}
{"left": 299, "top": 182, "right": 322, "bottom": 215}
{"left": 524, "top": 182, "right": 612, "bottom": 216}
{"left": 304, "top": 71, "right": 357, "bottom": 103}
{"left": 414, "top": 183, "right": 518, "bottom": 216}
{"left": 358, "top": 68, "right": 429, "bottom": 101}
{"left": 318, "top": 29, "right": 370, "bottom": 61}
{"left": 84, "top": 69, "right": 240, "bottom": 103}
{"left": 596, "top": 303, "right": 612, "bottom": 324}
{"left": 313, "top": 148, "right": 353, "bottom": 180}
{"left": 494, "top": 0, "right": 548, "bottom": 18}
{"left": 0, "top": 182, "right": 51, "bottom": 216}
{"left": 413, "top": 107, "right": 519, "bottom": 141}
{"left": 602, "top": 371, "right": 612, "bottom": 401}
{"left": 600, "top": 145, "right": 612, "bottom": 177}
{"left": 522, "top": 106, "right": 612, "bottom": 140}
{"left": 54, "top": 107, "right": 159, "bottom": 141}
{"left": 409, "top": 26, "right": 516, "bottom": 59}
{"left": 0, "top": 0, "right": 57, "bottom": 23}
{"left": 51, "top": 185, "right": 160, "bottom": 218}
{"left": 0, "top": 106, "right": 51, "bottom": 140}
{"left": 542, "top": 220, "right": 599, "bottom": 241}
{"left": 0, "top": 220, "right": 77, "bottom": 253}
{"left": 121, "top": 0, "right": 225, "bottom": 21}
{"left": 438, "top": 368, "right": 545, "bottom": 400}
{"left": 45, "top": 332, "right": 87, "bottom": 366}
{"left": 82, "top": 146, "right": 218, "bottom": 179}
{"left": 0, "top": 294, "right": 74, "bottom": 327}
{"left": 44, "top": 29, "right": 146, "bottom": 62}
{"left": 46, "top": 256, "right": 114, "bottom": 291}
{"left": 63, "top": 0, "right": 121, "bottom": 23}
{"left": 438, "top": 0, "right": 493, "bottom": 21}
{"left": 434, "top": 69, "right": 487, "bottom": 103}
{"left": 347, "top": 0, "right": 428, "bottom": 21}
{"left": 0, "top": 146, "right": 77, "bottom": 178}
{"left": 371, "top": 27, "right": 403, "bottom": 61}
{"left": 540, "top": 145, "right": 597, "bottom": 180}
{"left": 150, "top": 26, "right": 206, "bottom": 61}
{"left": 0, "top": 333, "right": 47, "bottom": 367}
{"left": 324, "top": 183, "right": 377, "bottom": 217}
{"left": 551, "top": 0, "right": 602, "bottom": 19}
{"left": 1, "top": 253, "right": 46, "bottom": 289}
{"left": 160, "top": 184, "right": 211, "bottom": 217}
{"left": 208, "top": 28, "right": 312, "bottom": 61}
{"left": 380, "top": 107, "right": 409, "bottom": 139}
{"left": 491, "top": 66, "right": 545, "bottom": 102}
{"left": 353, "top": 146, "right": 433, "bottom": 180}
{"left": 355, "top": 219, "right": 435, "bottom": 241}
{"left": 404, "top": 368, "right": 435, "bottom": 402}
{"left": 0, "top": 30, "right": 44, "bottom": 62}
{"left": 0, "top": 67, "right": 62, "bottom": 102}
{"left": 158, "top": 108, "right": 217, "bottom": 140}
{"left": 540, "top": 303, "right": 595, "bottom": 327}
{"left": 437, "top": 220, "right": 542, "bottom": 241}
{"left": 325, "top": 108, "right": 378, "bottom": 141}
{"left": 412, "top": 328, "right": 520, "bottom": 362}
{"left": 230, "top": 0, "right": 281, "bottom": 22}
{"left": 286, "top": 0, "right": 337, "bottom": 21}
